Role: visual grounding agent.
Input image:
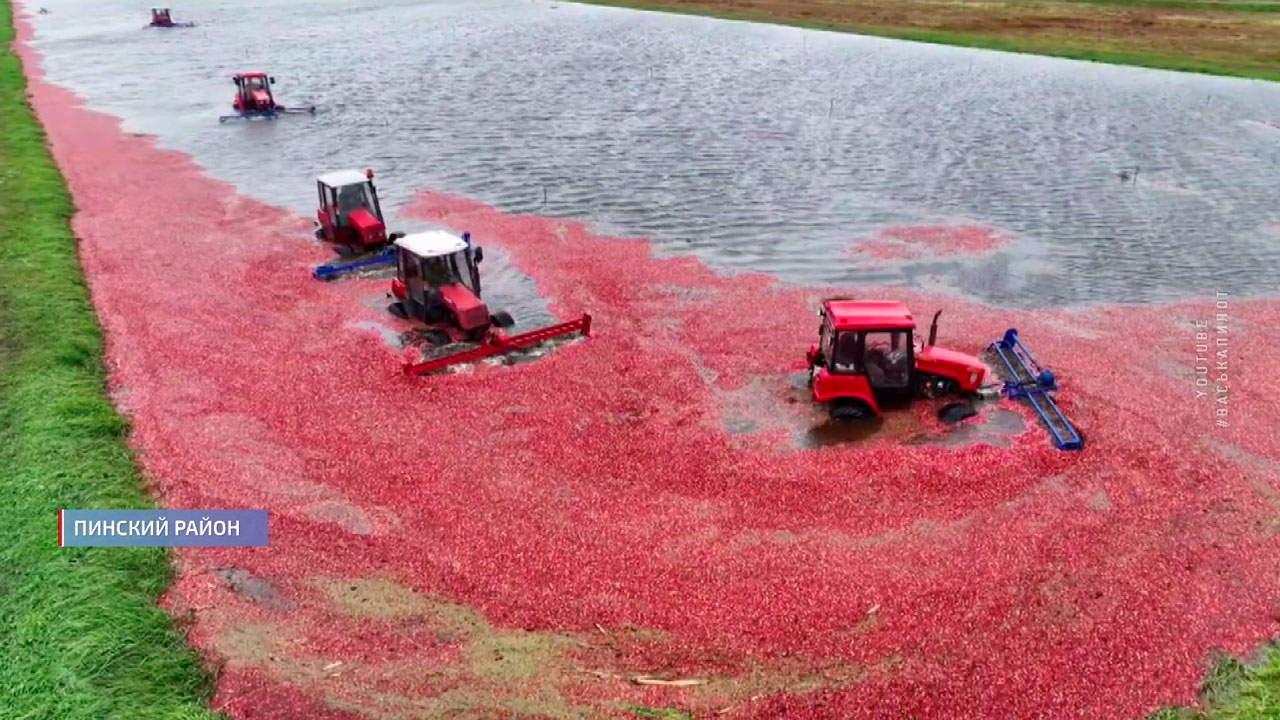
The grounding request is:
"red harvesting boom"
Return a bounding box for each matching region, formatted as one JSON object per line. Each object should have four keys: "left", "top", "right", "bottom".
{"left": 403, "top": 314, "right": 593, "bottom": 377}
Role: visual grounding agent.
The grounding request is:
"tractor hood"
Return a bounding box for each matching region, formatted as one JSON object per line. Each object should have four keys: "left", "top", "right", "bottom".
{"left": 250, "top": 88, "right": 272, "bottom": 106}
{"left": 438, "top": 284, "right": 489, "bottom": 331}
{"left": 917, "top": 345, "right": 988, "bottom": 391}
{"left": 348, "top": 207, "right": 385, "bottom": 244}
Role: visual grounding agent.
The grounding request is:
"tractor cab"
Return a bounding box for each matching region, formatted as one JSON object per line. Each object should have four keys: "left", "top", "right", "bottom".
{"left": 150, "top": 8, "right": 173, "bottom": 26}
{"left": 806, "top": 299, "right": 987, "bottom": 420}
{"left": 232, "top": 72, "right": 276, "bottom": 112}
{"left": 315, "top": 169, "right": 392, "bottom": 251}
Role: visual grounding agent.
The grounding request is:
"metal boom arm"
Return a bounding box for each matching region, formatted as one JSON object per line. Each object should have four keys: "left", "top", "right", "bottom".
{"left": 404, "top": 314, "right": 592, "bottom": 378}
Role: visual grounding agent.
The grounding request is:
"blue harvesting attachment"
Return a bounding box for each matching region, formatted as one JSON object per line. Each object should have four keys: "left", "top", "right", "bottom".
{"left": 218, "top": 106, "right": 316, "bottom": 124}
{"left": 312, "top": 246, "right": 396, "bottom": 280}
{"left": 988, "top": 329, "right": 1083, "bottom": 451}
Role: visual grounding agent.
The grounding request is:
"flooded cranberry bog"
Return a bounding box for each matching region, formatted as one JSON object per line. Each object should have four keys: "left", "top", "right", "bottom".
{"left": 15, "top": 0, "right": 1280, "bottom": 717}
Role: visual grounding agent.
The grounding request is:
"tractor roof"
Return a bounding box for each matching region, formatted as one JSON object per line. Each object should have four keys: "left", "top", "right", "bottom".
{"left": 824, "top": 300, "right": 916, "bottom": 331}
{"left": 316, "top": 169, "right": 368, "bottom": 188}
{"left": 236, "top": 71, "right": 268, "bottom": 78}
{"left": 394, "top": 231, "right": 467, "bottom": 259}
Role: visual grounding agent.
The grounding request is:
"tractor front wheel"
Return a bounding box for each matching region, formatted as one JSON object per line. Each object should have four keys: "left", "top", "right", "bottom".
{"left": 490, "top": 311, "right": 515, "bottom": 329}
{"left": 829, "top": 399, "right": 873, "bottom": 422}
{"left": 938, "top": 402, "right": 977, "bottom": 424}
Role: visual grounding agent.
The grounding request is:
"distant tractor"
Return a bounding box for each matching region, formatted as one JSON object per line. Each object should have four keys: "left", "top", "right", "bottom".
{"left": 219, "top": 72, "right": 315, "bottom": 122}
{"left": 232, "top": 72, "right": 275, "bottom": 113}
{"left": 146, "top": 8, "right": 194, "bottom": 27}
{"left": 314, "top": 168, "right": 403, "bottom": 255}
{"left": 805, "top": 299, "right": 988, "bottom": 420}
{"left": 388, "top": 231, "right": 591, "bottom": 377}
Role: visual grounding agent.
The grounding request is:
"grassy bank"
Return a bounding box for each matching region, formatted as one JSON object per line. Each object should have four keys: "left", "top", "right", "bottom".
{"left": 1151, "top": 647, "right": 1280, "bottom": 719}
{"left": 569, "top": 0, "right": 1280, "bottom": 81}
{"left": 0, "top": 4, "right": 219, "bottom": 719}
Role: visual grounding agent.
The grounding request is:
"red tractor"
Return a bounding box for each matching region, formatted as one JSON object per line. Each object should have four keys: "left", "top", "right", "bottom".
{"left": 232, "top": 72, "right": 276, "bottom": 113}
{"left": 314, "top": 168, "right": 403, "bottom": 255}
{"left": 146, "top": 8, "right": 193, "bottom": 27}
{"left": 219, "top": 73, "right": 314, "bottom": 122}
{"left": 388, "top": 231, "right": 591, "bottom": 377}
{"left": 805, "top": 299, "right": 988, "bottom": 420}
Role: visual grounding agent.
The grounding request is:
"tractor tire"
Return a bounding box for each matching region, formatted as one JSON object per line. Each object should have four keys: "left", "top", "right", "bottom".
{"left": 938, "top": 402, "right": 977, "bottom": 424}
{"left": 387, "top": 302, "right": 409, "bottom": 320}
{"left": 490, "top": 311, "right": 516, "bottom": 329}
{"left": 314, "top": 228, "right": 325, "bottom": 241}
{"left": 829, "top": 399, "right": 872, "bottom": 422}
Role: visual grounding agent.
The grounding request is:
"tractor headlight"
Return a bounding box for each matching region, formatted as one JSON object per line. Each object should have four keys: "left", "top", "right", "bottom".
{"left": 969, "top": 372, "right": 977, "bottom": 384}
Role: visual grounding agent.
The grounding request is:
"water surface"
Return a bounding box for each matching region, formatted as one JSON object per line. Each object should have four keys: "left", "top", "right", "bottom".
{"left": 27, "top": 0, "right": 1280, "bottom": 308}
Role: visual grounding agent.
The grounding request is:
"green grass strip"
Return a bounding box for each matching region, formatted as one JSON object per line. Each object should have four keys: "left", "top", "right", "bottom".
{"left": 566, "top": 0, "right": 1280, "bottom": 82}
{"left": 0, "top": 3, "right": 220, "bottom": 718}
{"left": 1048, "top": 0, "right": 1280, "bottom": 13}
{"left": 1151, "top": 647, "right": 1280, "bottom": 719}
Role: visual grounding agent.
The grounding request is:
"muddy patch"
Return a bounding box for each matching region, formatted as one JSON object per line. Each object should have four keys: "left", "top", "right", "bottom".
{"left": 349, "top": 320, "right": 404, "bottom": 350}
{"left": 910, "top": 407, "right": 1027, "bottom": 446}
{"left": 302, "top": 500, "right": 377, "bottom": 536}
{"left": 1086, "top": 490, "right": 1112, "bottom": 512}
{"left": 716, "top": 375, "right": 811, "bottom": 438}
{"left": 212, "top": 567, "right": 292, "bottom": 611}
{"left": 1201, "top": 438, "right": 1280, "bottom": 531}
{"left": 274, "top": 575, "right": 902, "bottom": 718}
{"left": 311, "top": 576, "right": 446, "bottom": 623}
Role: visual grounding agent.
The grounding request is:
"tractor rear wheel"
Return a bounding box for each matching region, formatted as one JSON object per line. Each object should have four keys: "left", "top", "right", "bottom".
{"left": 829, "top": 399, "right": 873, "bottom": 422}
{"left": 490, "top": 311, "right": 515, "bottom": 329}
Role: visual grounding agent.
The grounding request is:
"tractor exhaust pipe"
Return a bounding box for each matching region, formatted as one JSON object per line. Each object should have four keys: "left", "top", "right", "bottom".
{"left": 928, "top": 310, "right": 941, "bottom": 347}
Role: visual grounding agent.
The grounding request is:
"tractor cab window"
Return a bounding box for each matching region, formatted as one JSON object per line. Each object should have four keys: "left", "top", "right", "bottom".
{"left": 242, "top": 76, "right": 266, "bottom": 90}
{"left": 832, "top": 331, "right": 860, "bottom": 373}
{"left": 421, "top": 255, "right": 455, "bottom": 286}
{"left": 334, "top": 184, "right": 371, "bottom": 224}
{"left": 863, "top": 330, "right": 912, "bottom": 388}
{"left": 817, "top": 318, "right": 835, "bottom": 367}
{"left": 445, "top": 250, "right": 474, "bottom": 291}
{"left": 398, "top": 251, "right": 418, "bottom": 280}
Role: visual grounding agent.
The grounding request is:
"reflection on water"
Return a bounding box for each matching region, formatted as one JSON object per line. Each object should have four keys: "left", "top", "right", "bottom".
{"left": 26, "top": 0, "right": 1280, "bottom": 310}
